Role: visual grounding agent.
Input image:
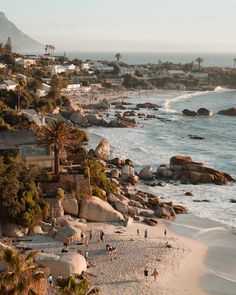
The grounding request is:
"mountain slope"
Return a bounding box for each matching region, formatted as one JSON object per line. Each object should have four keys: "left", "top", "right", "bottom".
{"left": 0, "top": 12, "right": 43, "bottom": 53}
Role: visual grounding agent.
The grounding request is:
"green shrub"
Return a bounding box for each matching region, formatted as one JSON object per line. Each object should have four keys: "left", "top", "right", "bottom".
{"left": 85, "top": 159, "right": 117, "bottom": 195}
{"left": 92, "top": 185, "right": 106, "bottom": 200}
{"left": 0, "top": 160, "right": 50, "bottom": 228}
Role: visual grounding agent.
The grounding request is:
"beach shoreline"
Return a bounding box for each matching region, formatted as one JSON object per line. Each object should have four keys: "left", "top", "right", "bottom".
{"left": 16, "top": 217, "right": 209, "bottom": 295}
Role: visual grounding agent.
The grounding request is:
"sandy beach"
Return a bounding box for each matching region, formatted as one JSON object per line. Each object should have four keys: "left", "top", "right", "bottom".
{"left": 15, "top": 219, "right": 208, "bottom": 295}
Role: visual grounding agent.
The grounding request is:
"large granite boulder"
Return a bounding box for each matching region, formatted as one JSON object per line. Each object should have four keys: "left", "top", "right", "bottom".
{"left": 218, "top": 107, "right": 236, "bottom": 116}
{"left": 56, "top": 216, "right": 87, "bottom": 230}
{"left": 95, "top": 140, "right": 110, "bottom": 161}
{"left": 2, "top": 224, "right": 28, "bottom": 238}
{"left": 97, "top": 98, "right": 111, "bottom": 110}
{"left": 170, "top": 155, "right": 193, "bottom": 166}
{"left": 154, "top": 205, "right": 176, "bottom": 219}
{"left": 54, "top": 225, "right": 82, "bottom": 242}
{"left": 183, "top": 109, "right": 198, "bottom": 117}
{"left": 197, "top": 108, "right": 213, "bottom": 117}
{"left": 139, "top": 166, "right": 153, "bottom": 180}
{"left": 34, "top": 252, "right": 87, "bottom": 278}
{"left": 121, "top": 165, "right": 135, "bottom": 181}
{"left": 69, "top": 112, "right": 89, "bottom": 126}
{"left": 168, "top": 155, "right": 235, "bottom": 185}
{"left": 107, "top": 193, "right": 120, "bottom": 204}
{"left": 173, "top": 205, "right": 187, "bottom": 214}
{"left": 62, "top": 195, "right": 79, "bottom": 217}
{"left": 114, "top": 201, "right": 129, "bottom": 215}
{"left": 79, "top": 196, "right": 124, "bottom": 222}
{"left": 110, "top": 168, "right": 120, "bottom": 179}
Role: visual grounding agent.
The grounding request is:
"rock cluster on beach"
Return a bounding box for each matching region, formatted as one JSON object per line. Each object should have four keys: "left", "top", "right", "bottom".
{"left": 156, "top": 155, "right": 235, "bottom": 185}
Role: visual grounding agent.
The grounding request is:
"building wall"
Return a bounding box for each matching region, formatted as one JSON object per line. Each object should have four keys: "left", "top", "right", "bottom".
{"left": 40, "top": 174, "right": 92, "bottom": 195}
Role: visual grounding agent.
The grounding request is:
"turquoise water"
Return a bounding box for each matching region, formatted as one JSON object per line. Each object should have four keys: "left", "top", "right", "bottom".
{"left": 89, "top": 89, "right": 236, "bottom": 230}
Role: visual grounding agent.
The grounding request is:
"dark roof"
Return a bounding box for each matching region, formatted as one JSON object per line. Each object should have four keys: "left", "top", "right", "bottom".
{"left": 0, "top": 130, "right": 38, "bottom": 149}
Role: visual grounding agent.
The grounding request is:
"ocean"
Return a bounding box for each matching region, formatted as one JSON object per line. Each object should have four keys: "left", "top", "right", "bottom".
{"left": 66, "top": 51, "right": 236, "bottom": 67}
{"left": 88, "top": 89, "right": 236, "bottom": 231}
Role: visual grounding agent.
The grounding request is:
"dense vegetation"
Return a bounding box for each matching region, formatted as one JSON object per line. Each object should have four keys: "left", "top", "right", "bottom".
{"left": 0, "top": 248, "right": 47, "bottom": 295}
{"left": 0, "top": 156, "right": 50, "bottom": 228}
{"left": 85, "top": 159, "right": 117, "bottom": 200}
{"left": 0, "top": 108, "right": 33, "bottom": 130}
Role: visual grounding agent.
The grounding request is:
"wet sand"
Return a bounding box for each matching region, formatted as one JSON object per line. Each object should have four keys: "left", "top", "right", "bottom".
{"left": 168, "top": 214, "right": 236, "bottom": 295}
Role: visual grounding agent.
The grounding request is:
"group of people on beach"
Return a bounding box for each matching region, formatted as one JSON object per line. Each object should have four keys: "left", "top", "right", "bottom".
{"left": 144, "top": 267, "right": 159, "bottom": 282}
{"left": 137, "top": 228, "right": 168, "bottom": 239}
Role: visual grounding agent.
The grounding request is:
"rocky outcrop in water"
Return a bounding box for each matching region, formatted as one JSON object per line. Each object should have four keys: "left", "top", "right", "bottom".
{"left": 156, "top": 155, "right": 235, "bottom": 185}
{"left": 95, "top": 140, "right": 110, "bottom": 161}
{"left": 136, "top": 102, "right": 160, "bottom": 109}
{"left": 183, "top": 109, "right": 198, "bottom": 117}
{"left": 197, "top": 108, "right": 213, "bottom": 116}
{"left": 218, "top": 107, "right": 236, "bottom": 116}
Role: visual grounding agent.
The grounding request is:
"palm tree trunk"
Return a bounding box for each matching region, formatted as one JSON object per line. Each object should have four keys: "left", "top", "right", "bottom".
{"left": 54, "top": 148, "right": 60, "bottom": 175}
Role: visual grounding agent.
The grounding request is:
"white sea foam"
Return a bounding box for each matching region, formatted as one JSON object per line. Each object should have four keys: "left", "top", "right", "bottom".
{"left": 209, "top": 270, "right": 236, "bottom": 283}
{"left": 163, "top": 91, "right": 208, "bottom": 113}
{"left": 88, "top": 89, "right": 236, "bottom": 230}
{"left": 214, "top": 86, "right": 234, "bottom": 92}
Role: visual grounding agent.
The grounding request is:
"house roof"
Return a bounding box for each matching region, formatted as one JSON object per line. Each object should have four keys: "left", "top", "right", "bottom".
{"left": 0, "top": 130, "right": 38, "bottom": 149}
{"left": 0, "top": 80, "right": 18, "bottom": 86}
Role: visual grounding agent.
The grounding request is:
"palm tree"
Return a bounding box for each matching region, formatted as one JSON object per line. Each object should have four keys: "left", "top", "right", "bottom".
{"left": 36, "top": 120, "right": 88, "bottom": 175}
{"left": 115, "top": 53, "right": 122, "bottom": 63}
{"left": 0, "top": 248, "right": 46, "bottom": 295}
{"left": 56, "top": 276, "right": 99, "bottom": 295}
{"left": 195, "top": 57, "right": 204, "bottom": 71}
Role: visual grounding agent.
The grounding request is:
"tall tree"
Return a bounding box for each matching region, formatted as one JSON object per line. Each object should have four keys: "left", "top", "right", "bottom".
{"left": 115, "top": 53, "right": 122, "bottom": 63}
{"left": 4, "top": 37, "right": 13, "bottom": 54}
{"left": 36, "top": 120, "right": 88, "bottom": 174}
{"left": 196, "top": 57, "right": 204, "bottom": 71}
{"left": 0, "top": 249, "right": 47, "bottom": 295}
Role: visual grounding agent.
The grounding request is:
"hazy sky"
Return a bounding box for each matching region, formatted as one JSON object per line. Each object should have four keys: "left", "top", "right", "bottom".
{"left": 1, "top": 0, "right": 236, "bottom": 52}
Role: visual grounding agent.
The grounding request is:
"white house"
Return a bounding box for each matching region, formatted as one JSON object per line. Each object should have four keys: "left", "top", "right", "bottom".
{"left": 94, "top": 63, "right": 114, "bottom": 73}
{"left": 38, "top": 83, "right": 51, "bottom": 97}
{"left": 63, "top": 64, "right": 76, "bottom": 71}
{"left": 15, "top": 59, "right": 37, "bottom": 68}
{"left": 47, "top": 65, "right": 66, "bottom": 74}
{"left": 81, "top": 63, "right": 90, "bottom": 71}
{"left": 167, "top": 70, "right": 188, "bottom": 79}
{"left": 0, "top": 80, "right": 18, "bottom": 91}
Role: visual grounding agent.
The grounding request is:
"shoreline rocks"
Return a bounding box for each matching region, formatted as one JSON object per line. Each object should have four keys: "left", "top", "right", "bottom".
{"left": 218, "top": 107, "right": 236, "bottom": 116}
{"left": 156, "top": 155, "right": 234, "bottom": 185}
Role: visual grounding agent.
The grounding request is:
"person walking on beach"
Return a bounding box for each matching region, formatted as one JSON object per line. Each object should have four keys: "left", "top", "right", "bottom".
{"left": 164, "top": 229, "right": 167, "bottom": 238}
{"left": 100, "top": 230, "right": 104, "bottom": 242}
{"left": 144, "top": 267, "right": 149, "bottom": 281}
{"left": 48, "top": 274, "right": 53, "bottom": 287}
{"left": 89, "top": 230, "right": 92, "bottom": 240}
{"left": 137, "top": 229, "right": 139, "bottom": 236}
{"left": 144, "top": 229, "right": 148, "bottom": 238}
{"left": 151, "top": 268, "right": 159, "bottom": 281}
{"left": 85, "top": 251, "right": 89, "bottom": 260}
